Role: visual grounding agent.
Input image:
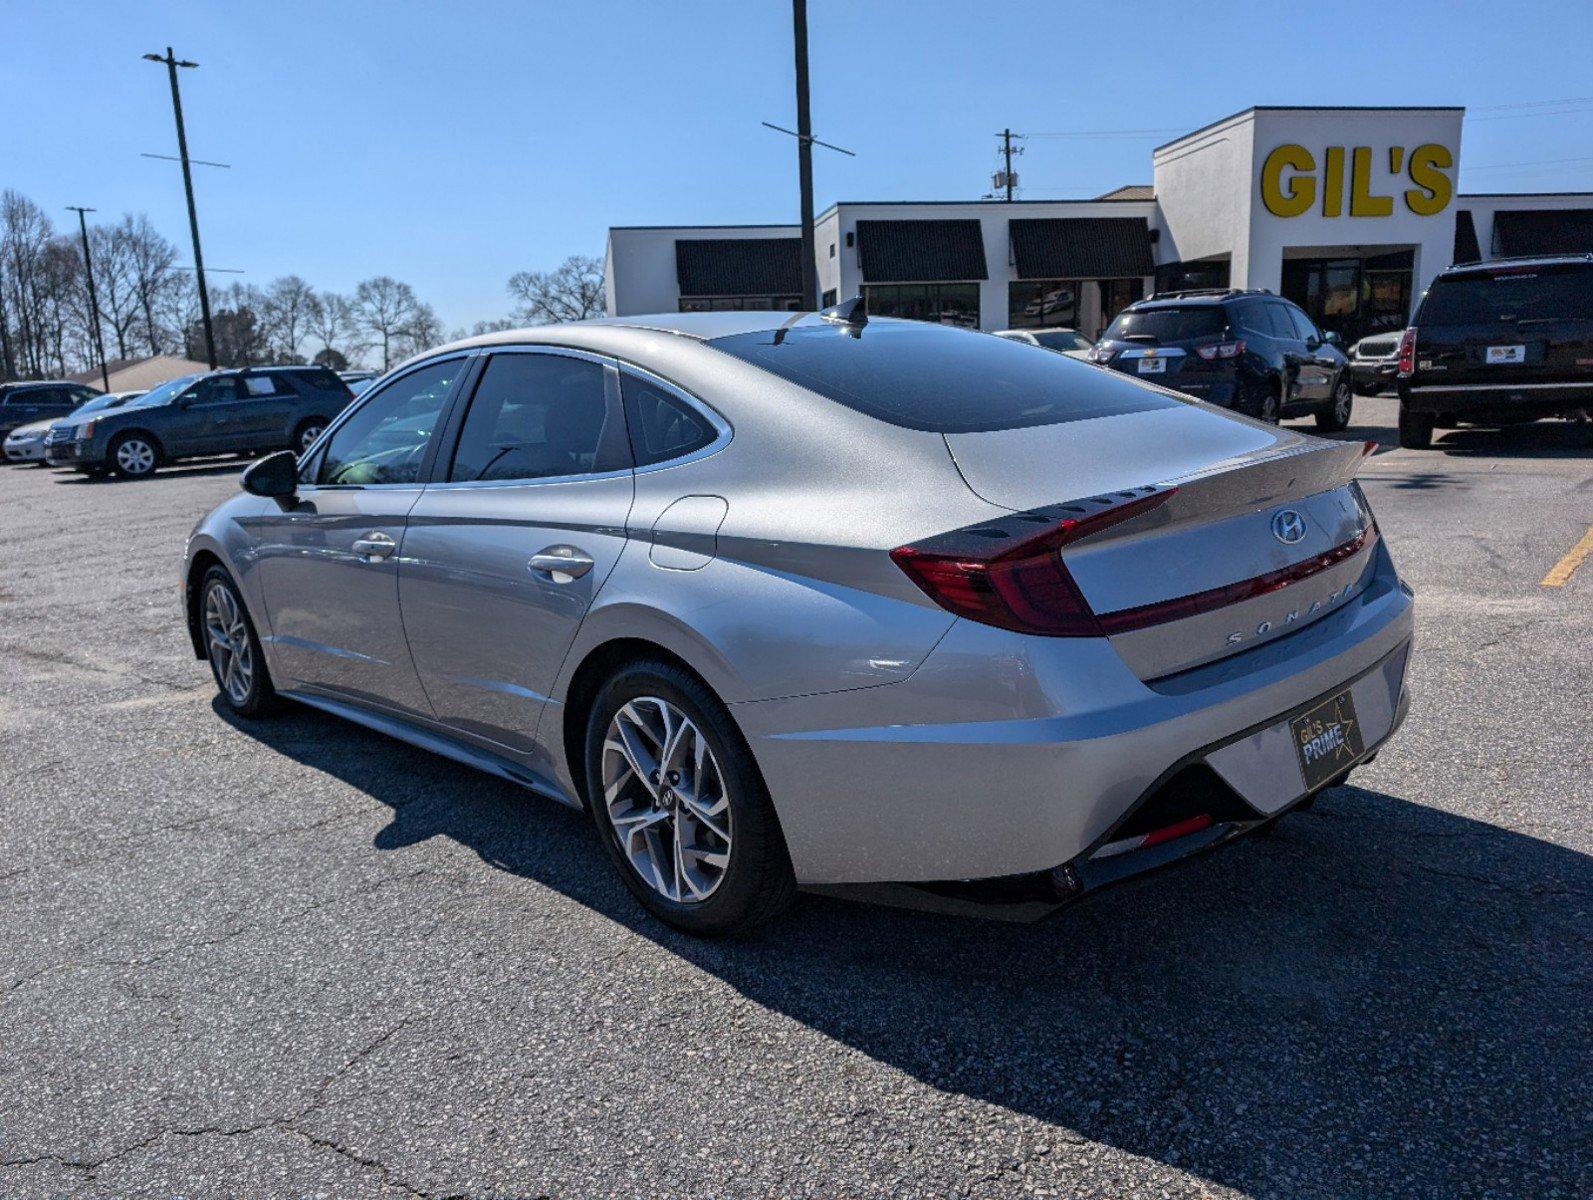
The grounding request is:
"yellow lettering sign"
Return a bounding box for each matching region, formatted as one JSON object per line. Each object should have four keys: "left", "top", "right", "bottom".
{"left": 1349, "top": 147, "right": 1394, "bottom": 217}
{"left": 1260, "top": 145, "right": 1316, "bottom": 217}
{"left": 1261, "top": 143, "right": 1454, "bottom": 218}
{"left": 1404, "top": 143, "right": 1454, "bottom": 216}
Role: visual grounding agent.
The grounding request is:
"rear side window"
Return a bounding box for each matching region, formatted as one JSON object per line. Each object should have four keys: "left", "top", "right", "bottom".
{"left": 1231, "top": 300, "right": 1271, "bottom": 337}
{"left": 711, "top": 320, "right": 1182, "bottom": 434}
{"left": 619, "top": 370, "right": 719, "bottom": 466}
{"left": 448, "top": 353, "right": 619, "bottom": 483}
{"left": 1418, "top": 264, "right": 1593, "bottom": 325}
{"left": 299, "top": 366, "right": 350, "bottom": 394}
{"left": 1104, "top": 306, "right": 1227, "bottom": 342}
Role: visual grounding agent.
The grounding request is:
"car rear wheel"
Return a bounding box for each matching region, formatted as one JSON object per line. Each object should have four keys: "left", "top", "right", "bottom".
{"left": 585, "top": 659, "right": 796, "bottom": 935}
{"left": 1237, "top": 378, "right": 1280, "bottom": 423}
{"left": 200, "top": 566, "right": 279, "bottom": 717}
{"left": 1315, "top": 376, "right": 1354, "bottom": 431}
{"left": 295, "top": 419, "right": 327, "bottom": 453}
{"left": 109, "top": 433, "right": 160, "bottom": 478}
{"left": 1397, "top": 405, "right": 1435, "bottom": 449}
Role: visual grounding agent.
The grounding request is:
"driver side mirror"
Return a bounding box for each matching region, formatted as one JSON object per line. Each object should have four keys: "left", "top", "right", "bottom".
{"left": 241, "top": 449, "right": 298, "bottom": 499}
{"left": 1322, "top": 330, "right": 1342, "bottom": 346}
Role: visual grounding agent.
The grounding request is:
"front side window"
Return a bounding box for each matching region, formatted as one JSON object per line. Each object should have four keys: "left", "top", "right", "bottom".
{"left": 447, "top": 353, "right": 613, "bottom": 483}
{"left": 1285, "top": 304, "right": 1322, "bottom": 342}
{"left": 1263, "top": 304, "right": 1299, "bottom": 340}
{"left": 317, "top": 358, "right": 462, "bottom": 485}
{"left": 188, "top": 377, "right": 244, "bottom": 405}
{"left": 619, "top": 370, "right": 718, "bottom": 466}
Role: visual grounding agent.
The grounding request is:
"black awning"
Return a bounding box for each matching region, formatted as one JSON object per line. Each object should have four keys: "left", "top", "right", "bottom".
{"left": 855, "top": 219, "right": 987, "bottom": 282}
{"left": 1009, "top": 217, "right": 1155, "bottom": 279}
{"left": 1491, "top": 209, "right": 1593, "bottom": 257}
{"left": 1453, "top": 210, "right": 1481, "bottom": 264}
{"left": 675, "top": 238, "right": 803, "bottom": 297}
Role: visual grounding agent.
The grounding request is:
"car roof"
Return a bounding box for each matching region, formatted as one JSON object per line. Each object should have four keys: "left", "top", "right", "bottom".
{"left": 1442, "top": 253, "right": 1593, "bottom": 277}
{"left": 1, "top": 379, "right": 87, "bottom": 389}
{"left": 433, "top": 311, "right": 804, "bottom": 356}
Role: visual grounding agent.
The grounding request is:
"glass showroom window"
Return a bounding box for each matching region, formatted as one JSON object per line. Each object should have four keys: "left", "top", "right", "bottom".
{"left": 1008, "top": 279, "right": 1081, "bottom": 330}
{"left": 861, "top": 283, "right": 979, "bottom": 328}
{"left": 679, "top": 295, "right": 802, "bottom": 312}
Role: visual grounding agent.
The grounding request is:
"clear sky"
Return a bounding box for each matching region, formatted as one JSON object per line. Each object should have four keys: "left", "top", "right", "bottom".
{"left": 10, "top": 0, "right": 1592, "bottom": 331}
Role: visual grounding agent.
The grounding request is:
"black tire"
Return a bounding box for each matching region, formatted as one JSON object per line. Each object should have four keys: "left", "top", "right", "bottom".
{"left": 1237, "top": 377, "right": 1281, "bottom": 423}
{"left": 1315, "top": 375, "right": 1354, "bottom": 432}
{"left": 199, "top": 566, "right": 280, "bottom": 717}
{"left": 584, "top": 659, "right": 797, "bottom": 935}
{"left": 1397, "top": 405, "right": 1435, "bottom": 449}
{"left": 108, "top": 431, "right": 161, "bottom": 478}
{"left": 293, "top": 419, "right": 327, "bottom": 455}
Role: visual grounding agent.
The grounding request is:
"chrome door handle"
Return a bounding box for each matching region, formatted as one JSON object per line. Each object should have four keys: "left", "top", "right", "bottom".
{"left": 528, "top": 545, "right": 595, "bottom": 581}
{"left": 351, "top": 531, "right": 396, "bottom": 561}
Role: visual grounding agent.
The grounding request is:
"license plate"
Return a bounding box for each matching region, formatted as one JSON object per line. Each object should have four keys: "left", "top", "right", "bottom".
{"left": 1485, "top": 344, "right": 1525, "bottom": 364}
{"left": 1289, "top": 689, "right": 1365, "bottom": 791}
{"left": 1137, "top": 357, "right": 1166, "bottom": 374}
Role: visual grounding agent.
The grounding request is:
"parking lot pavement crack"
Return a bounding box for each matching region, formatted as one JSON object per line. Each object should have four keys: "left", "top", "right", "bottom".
{"left": 275, "top": 1124, "right": 439, "bottom": 1199}
{"left": 1, "top": 1121, "right": 277, "bottom": 1178}
{"left": 294, "top": 1018, "right": 416, "bottom": 1121}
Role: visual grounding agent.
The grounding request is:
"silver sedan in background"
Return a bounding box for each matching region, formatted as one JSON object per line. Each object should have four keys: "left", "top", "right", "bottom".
{"left": 183, "top": 308, "right": 1412, "bottom": 934}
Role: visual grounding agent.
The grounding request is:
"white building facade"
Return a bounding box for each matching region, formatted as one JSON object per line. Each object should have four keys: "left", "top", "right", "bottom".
{"left": 605, "top": 106, "right": 1593, "bottom": 345}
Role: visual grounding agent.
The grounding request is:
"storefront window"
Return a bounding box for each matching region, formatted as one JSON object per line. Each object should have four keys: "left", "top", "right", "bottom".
{"left": 679, "top": 295, "right": 802, "bottom": 313}
{"left": 1007, "top": 280, "right": 1081, "bottom": 329}
{"left": 1097, "top": 279, "right": 1145, "bottom": 338}
{"left": 861, "top": 283, "right": 979, "bottom": 328}
{"left": 1281, "top": 252, "right": 1413, "bottom": 343}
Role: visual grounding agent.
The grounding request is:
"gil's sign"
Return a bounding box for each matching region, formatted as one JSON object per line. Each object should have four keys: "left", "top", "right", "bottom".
{"left": 1260, "top": 144, "right": 1454, "bottom": 219}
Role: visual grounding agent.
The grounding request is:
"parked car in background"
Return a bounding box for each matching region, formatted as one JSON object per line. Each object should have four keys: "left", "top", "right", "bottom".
{"left": 1348, "top": 332, "right": 1403, "bottom": 395}
{"left": 994, "top": 328, "right": 1094, "bottom": 359}
{"left": 1395, "top": 254, "right": 1593, "bottom": 449}
{"left": 4, "top": 390, "right": 145, "bottom": 463}
{"left": 1089, "top": 289, "right": 1354, "bottom": 430}
{"left": 45, "top": 366, "right": 353, "bottom": 478}
{"left": 0, "top": 380, "right": 102, "bottom": 440}
{"left": 183, "top": 310, "right": 1409, "bottom": 935}
{"left": 340, "top": 370, "right": 378, "bottom": 397}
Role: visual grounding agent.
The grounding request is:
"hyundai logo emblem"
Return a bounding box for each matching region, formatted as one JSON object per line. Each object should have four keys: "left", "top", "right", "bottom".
{"left": 1272, "top": 509, "right": 1307, "bottom": 545}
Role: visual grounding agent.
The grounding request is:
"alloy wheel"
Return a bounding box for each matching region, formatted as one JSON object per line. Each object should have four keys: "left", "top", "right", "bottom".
{"left": 601, "top": 696, "right": 732, "bottom": 903}
{"left": 204, "top": 581, "right": 255, "bottom": 707}
{"left": 116, "top": 438, "right": 156, "bottom": 476}
{"left": 299, "top": 423, "right": 326, "bottom": 452}
{"left": 1334, "top": 380, "right": 1352, "bottom": 424}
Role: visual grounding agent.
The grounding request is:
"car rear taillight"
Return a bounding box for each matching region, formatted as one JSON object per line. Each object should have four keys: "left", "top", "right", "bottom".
{"left": 890, "top": 489, "right": 1176, "bottom": 637}
{"left": 1195, "top": 339, "right": 1246, "bottom": 361}
{"left": 1396, "top": 327, "right": 1417, "bottom": 376}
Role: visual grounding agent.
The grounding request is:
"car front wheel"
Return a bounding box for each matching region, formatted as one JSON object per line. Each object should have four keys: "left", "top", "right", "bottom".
{"left": 585, "top": 660, "right": 796, "bottom": 935}
{"left": 109, "top": 433, "right": 160, "bottom": 478}
{"left": 201, "top": 566, "right": 279, "bottom": 717}
{"left": 1316, "top": 376, "right": 1354, "bottom": 431}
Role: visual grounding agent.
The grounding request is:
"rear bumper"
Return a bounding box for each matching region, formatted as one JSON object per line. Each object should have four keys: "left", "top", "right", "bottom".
{"left": 1351, "top": 361, "right": 1397, "bottom": 386}
{"left": 1400, "top": 379, "right": 1593, "bottom": 416}
{"left": 739, "top": 543, "right": 1413, "bottom": 886}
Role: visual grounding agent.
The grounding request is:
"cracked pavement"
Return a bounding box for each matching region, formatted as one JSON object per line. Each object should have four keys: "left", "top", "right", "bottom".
{"left": 1, "top": 397, "right": 1589, "bottom": 1198}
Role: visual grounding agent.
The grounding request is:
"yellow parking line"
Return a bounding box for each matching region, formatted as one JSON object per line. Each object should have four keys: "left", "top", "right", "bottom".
{"left": 1541, "top": 525, "right": 1593, "bottom": 588}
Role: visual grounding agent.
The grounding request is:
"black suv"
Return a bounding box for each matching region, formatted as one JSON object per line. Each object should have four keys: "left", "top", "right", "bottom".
{"left": 45, "top": 366, "right": 354, "bottom": 478}
{"left": 0, "top": 380, "right": 103, "bottom": 440}
{"left": 1395, "top": 254, "right": 1593, "bottom": 449}
{"left": 1091, "top": 290, "right": 1353, "bottom": 430}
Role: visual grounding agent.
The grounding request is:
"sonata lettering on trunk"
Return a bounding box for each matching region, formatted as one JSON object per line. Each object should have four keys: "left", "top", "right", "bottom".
{"left": 1225, "top": 585, "right": 1350, "bottom": 647}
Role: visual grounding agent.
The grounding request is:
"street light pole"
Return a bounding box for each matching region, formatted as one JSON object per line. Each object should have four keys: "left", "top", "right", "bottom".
{"left": 143, "top": 46, "right": 216, "bottom": 369}
{"left": 67, "top": 207, "right": 111, "bottom": 391}
{"left": 791, "top": 0, "right": 818, "bottom": 312}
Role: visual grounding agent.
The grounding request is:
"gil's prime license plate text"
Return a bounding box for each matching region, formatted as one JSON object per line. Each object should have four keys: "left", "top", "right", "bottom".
{"left": 1289, "top": 689, "right": 1365, "bottom": 791}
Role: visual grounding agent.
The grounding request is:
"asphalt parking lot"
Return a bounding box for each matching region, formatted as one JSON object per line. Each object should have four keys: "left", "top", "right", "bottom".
{"left": 1, "top": 395, "right": 1588, "bottom": 1200}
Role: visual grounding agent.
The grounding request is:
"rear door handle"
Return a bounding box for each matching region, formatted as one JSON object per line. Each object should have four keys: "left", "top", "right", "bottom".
{"left": 351, "top": 531, "right": 397, "bottom": 561}
{"left": 528, "top": 545, "right": 594, "bottom": 581}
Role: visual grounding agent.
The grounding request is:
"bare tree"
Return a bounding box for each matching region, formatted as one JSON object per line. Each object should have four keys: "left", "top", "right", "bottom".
{"left": 506, "top": 255, "right": 605, "bottom": 325}
{"left": 90, "top": 220, "right": 141, "bottom": 361}
{"left": 123, "top": 214, "right": 179, "bottom": 356}
{"left": 261, "top": 275, "right": 317, "bottom": 363}
{"left": 354, "top": 276, "right": 422, "bottom": 371}
{"left": 309, "top": 290, "right": 357, "bottom": 368}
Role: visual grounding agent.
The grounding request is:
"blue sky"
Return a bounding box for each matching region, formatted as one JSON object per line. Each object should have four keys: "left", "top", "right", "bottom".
{"left": 10, "top": 0, "right": 1592, "bottom": 330}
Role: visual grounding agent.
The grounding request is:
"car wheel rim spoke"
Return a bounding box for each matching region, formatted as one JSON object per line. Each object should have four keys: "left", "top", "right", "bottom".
{"left": 602, "top": 695, "right": 732, "bottom": 905}
{"left": 206, "top": 584, "right": 252, "bottom": 703}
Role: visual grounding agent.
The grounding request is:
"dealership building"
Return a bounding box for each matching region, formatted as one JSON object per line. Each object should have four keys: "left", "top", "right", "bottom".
{"left": 604, "top": 105, "right": 1593, "bottom": 344}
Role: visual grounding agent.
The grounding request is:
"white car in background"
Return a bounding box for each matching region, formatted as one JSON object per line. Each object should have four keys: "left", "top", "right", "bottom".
{"left": 4, "top": 390, "right": 145, "bottom": 462}
{"left": 994, "top": 327, "right": 1096, "bottom": 360}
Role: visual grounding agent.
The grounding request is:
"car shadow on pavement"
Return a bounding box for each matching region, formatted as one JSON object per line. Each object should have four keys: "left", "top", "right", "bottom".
{"left": 220, "top": 700, "right": 1591, "bottom": 1198}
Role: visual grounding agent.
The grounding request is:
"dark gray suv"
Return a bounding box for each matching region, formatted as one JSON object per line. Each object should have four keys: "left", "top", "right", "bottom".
{"left": 0, "top": 380, "right": 103, "bottom": 440}
{"left": 45, "top": 366, "right": 354, "bottom": 478}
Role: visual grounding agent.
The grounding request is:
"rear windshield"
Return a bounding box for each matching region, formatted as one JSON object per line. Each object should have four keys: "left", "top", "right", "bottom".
{"left": 709, "top": 320, "right": 1182, "bottom": 434}
{"left": 1031, "top": 329, "right": 1092, "bottom": 352}
{"left": 1419, "top": 263, "right": 1593, "bottom": 326}
{"left": 1104, "top": 306, "right": 1228, "bottom": 342}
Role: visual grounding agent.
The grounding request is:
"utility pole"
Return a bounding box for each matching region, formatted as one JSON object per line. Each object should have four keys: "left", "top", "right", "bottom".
{"left": 791, "top": 0, "right": 818, "bottom": 311}
{"left": 1001, "top": 129, "right": 1017, "bottom": 201}
{"left": 67, "top": 207, "right": 111, "bottom": 391}
{"left": 143, "top": 47, "right": 216, "bottom": 369}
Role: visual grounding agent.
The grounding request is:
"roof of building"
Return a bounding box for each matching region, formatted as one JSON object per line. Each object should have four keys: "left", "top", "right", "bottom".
{"left": 66, "top": 354, "right": 211, "bottom": 392}
{"left": 1154, "top": 105, "right": 1465, "bottom": 153}
{"left": 1096, "top": 185, "right": 1155, "bottom": 201}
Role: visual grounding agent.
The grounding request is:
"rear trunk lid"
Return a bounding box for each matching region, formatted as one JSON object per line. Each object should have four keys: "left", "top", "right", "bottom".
{"left": 945, "top": 405, "right": 1378, "bottom": 679}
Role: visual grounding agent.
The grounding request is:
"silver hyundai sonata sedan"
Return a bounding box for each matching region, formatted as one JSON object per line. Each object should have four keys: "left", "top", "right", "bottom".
{"left": 183, "top": 306, "right": 1413, "bottom": 934}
